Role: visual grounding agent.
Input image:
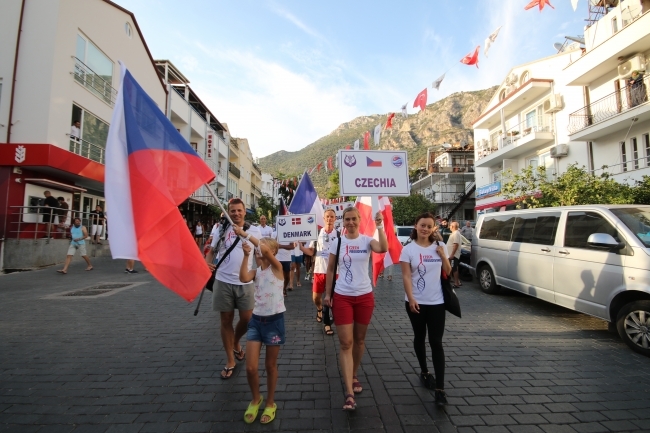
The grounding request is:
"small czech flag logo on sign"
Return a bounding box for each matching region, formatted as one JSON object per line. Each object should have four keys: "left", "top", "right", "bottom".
{"left": 391, "top": 155, "right": 403, "bottom": 168}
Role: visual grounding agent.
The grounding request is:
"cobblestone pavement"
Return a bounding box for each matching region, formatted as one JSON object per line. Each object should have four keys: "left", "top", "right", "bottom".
{"left": 1, "top": 257, "right": 649, "bottom": 433}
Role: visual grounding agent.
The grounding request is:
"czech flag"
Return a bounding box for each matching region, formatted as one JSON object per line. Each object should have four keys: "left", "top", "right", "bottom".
{"left": 105, "top": 64, "right": 215, "bottom": 301}
{"left": 288, "top": 172, "right": 324, "bottom": 228}
{"left": 366, "top": 157, "right": 382, "bottom": 167}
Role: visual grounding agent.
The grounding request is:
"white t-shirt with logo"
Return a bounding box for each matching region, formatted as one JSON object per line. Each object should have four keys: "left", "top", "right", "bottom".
{"left": 273, "top": 230, "right": 292, "bottom": 262}
{"left": 328, "top": 234, "right": 373, "bottom": 296}
{"left": 211, "top": 224, "right": 261, "bottom": 285}
{"left": 399, "top": 242, "right": 444, "bottom": 305}
{"left": 309, "top": 228, "right": 339, "bottom": 274}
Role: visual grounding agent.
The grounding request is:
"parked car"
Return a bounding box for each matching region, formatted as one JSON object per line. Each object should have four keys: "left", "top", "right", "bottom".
{"left": 471, "top": 205, "right": 650, "bottom": 356}
{"left": 395, "top": 226, "right": 414, "bottom": 245}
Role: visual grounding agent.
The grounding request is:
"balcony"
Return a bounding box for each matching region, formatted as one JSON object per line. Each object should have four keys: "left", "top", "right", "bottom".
{"left": 68, "top": 137, "right": 105, "bottom": 164}
{"left": 568, "top": 75, "right": 650, "bottom": 141}
{"left": 429, "top": 163, "right": 475, "bottom": 174}
{"left": 217, "top": 167, "right": 227, "bottom": 185}
{"left": 476, "top": 116, "right": 554, "bottom": 168}
{"left": 72, "top": 57, "right": 117, "bottom": 106}
{"left": 229, "top": 162, "right": 240, "bottom": 179}
{"left": 252, "top": 184, "right": 262, "bottom": 196}
{"left": 252, "top": 163, "right": 262, "bottom": 176}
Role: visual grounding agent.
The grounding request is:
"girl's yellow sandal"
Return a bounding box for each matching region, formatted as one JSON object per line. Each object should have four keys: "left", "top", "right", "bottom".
{"left": 243, "top": 396, "right": 264, "bottom": 424}
{"left": 260, "top": 403, "right": 277, "bottom": 424}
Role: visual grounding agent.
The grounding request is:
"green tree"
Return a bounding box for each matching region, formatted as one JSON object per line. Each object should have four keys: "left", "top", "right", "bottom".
{"left": 632, "top": 175, "right": 650, "bottom": 205}
{"left": 256, "top": 193, "right": 277, "bottom": 219}
{"left": 502, "top": 164, "right": 635, "bottom": 208}
{"left": 392, "top": 194, "right": 435, "bottom": 225}
{"left": 326, "top": 170, "right": 340, "bottom": 199}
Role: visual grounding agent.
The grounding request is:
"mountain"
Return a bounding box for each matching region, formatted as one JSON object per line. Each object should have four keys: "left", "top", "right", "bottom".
{"left": 258, "top": 85, "right": 497, "bottom": 192}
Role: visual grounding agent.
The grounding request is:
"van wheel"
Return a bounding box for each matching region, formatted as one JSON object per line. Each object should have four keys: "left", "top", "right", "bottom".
{"left": 478, "top": 265, "right": 499, "bottom": 294}
{"left": 616, "top": 301, "right": 650, "bottom": 357}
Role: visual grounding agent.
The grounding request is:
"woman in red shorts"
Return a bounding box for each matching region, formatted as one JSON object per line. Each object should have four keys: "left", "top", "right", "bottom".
{"left": 324, "top": 206, "right": 387, "bottom": 411}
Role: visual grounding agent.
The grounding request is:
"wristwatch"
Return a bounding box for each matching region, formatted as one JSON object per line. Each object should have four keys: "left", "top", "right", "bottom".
{"left": 245, "top": 233, "right": 251, "bottom": 241}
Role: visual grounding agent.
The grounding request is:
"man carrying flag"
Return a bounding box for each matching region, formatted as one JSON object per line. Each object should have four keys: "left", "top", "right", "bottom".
{"left": 205, "top": 198, "right": 262, "bottom": 379}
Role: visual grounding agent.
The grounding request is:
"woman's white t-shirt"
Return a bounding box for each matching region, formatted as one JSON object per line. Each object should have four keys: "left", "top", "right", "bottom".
{"left": 293, "top": 243, "right": 303, "bottom": 257}
{"left": 328, "top": 234, "right": 373, "bottom": 296}
{"left": 309, "top": 228, "right": 339, "bottom": 274}
{"left": 399, "top": 242, "right": 444, "bottom": 305}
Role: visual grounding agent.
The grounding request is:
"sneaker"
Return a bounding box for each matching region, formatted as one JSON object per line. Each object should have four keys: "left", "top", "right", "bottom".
{"left": 127, "top": 269, "right": 139, "bottom": 274}
{"left": 124, "top": 269, "right": 129, "bottom": 273}
{"left": 434, "top": 390, "right": 448, "bottom": 406}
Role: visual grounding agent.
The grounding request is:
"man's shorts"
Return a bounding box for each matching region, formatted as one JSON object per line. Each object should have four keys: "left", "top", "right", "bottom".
{"left": 212, "top": 280, "right": 255, "bottom": 312}
{"left": 91, "top": 225, "right": 104, "bottom": 236}
{"left": 312, "top": 273, "right": 338, "bottom": 293}
{"left": 247, "top": 313, "right": 285, "bottom": 345}
{"left": 450, "top": 257, "right": 459, "bottom": 272}
{"left": 67, "top": 243, "right": 87, "bottom": 256}
{"left": 332, "top": 292, "right": 374, "bottom": 326}
{"left": 291, "top": 255, "right": 302, "bottom": 264}
{"left": 280, "top": 261, "right": 291, "bottom": 272}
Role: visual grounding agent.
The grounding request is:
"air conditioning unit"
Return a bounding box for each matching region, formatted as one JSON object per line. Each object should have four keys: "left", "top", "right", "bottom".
{"left": 543, "top": 94, "right": 564, "bottom": 113}
{"left": 550, "top": 143, "right": 569, "bottom": 158}
{"left": 618, "top": 54, "right": 646, "bottom": 77}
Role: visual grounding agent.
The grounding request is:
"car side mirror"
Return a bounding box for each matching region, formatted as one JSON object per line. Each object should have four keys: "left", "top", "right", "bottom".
{"left": 587, "top": 233, "right": 624, "bottom": 250}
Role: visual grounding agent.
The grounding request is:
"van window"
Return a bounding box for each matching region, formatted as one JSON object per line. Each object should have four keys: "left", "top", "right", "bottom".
{"left": 564, "top": 212, "right": 621, "bottom": 249}
{"left": 479, "top": 216, "right": 516, "bottom": 241}
{"left": 512, "top": 213, "right": 560, "bottom": 245}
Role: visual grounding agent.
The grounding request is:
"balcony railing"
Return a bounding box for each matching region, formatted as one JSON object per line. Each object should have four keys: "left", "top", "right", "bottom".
{"left": 229, "top": 162, "right": 240, "bottom": 178}
{"left": 72, "top": 57, "right": 117, "bottom": 106}
{"left": 568, "top": 75, "right": 649, "bottom": 134}
{"left": 68, "top": 136, "right": 106, "bottom": 164}
{"left": 429, "top": 163, "right": 475, "bottom": 174}
{"left": 592, "top": 156, "right": 650, "bottom": 176}
{"left": 478, "top": 115, "right": 553, "bottom": 160}
{"left": 252, "top": 163, "right": 262, "bottom": 175}
{"left": 252, "top": 185, "right": 262, "bottom": 196}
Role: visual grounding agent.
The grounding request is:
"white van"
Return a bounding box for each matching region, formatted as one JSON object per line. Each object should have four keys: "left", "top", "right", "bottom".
{"left": 395, "top": 226, "right": 414, "bottom": 245}
{"left": 471, "top": 205, "right": 650, "bottom": 356}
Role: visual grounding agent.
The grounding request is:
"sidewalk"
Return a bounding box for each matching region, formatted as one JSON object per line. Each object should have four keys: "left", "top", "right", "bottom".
{"left": 1, "top": 257, "right": 649, "bottom": 433}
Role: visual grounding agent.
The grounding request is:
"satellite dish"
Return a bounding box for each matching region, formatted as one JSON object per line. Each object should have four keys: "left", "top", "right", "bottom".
{"left": 441, "top": 143, "right": 452, "bottom": 148}
{"left": 460, "top": 140, "right": 468, "bottom": 148}
{"left": 554, "top": 42, "right": 564, "bottom": 52}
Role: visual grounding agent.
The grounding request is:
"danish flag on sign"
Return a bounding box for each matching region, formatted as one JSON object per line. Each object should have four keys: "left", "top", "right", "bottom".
{"left": 292, "top": 217, "right": 302, "bottom": 225}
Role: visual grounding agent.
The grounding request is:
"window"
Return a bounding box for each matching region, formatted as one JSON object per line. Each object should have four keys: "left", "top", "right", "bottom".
{"left": 479, "top": 216, "right": 516, "bottom": 241}
{"left": 621, "top": 141, "right": 628, "bottom": 172}
{"left": 526, "top": 156, "right": 539, "bottom": 169}
{"left": 564, "top": 212, "right": 621, "bottom": 249}
{"left": 525, "top": 110, "right": 537, "bottom": 129}
{"left": 512, "top": 214, "right": 560, "bottom": 245}
{"left": 588, "top": 142, "right": 594, "bottom": 172}
{"left": 539, "top": 152, "right": 555, "bottom": 180}
{"left": 124, "top": 22, "right": 132, "bottom": 38}
{"left": 520, "top": 71, "right": 530, "bottom": 86}
{"left": 644, "top": 134, "right": 650, "bottom": 167}
{"left": 75, "top": 34, "right": 114, "bottom": 104}
{"left": 632, "top": 137, "right": 639, "bottom": 169}
{"left": 70, "top": 104, "right": 109, "bottom": 163}
{"left": 612, "top": 17, "right": 618, "bottom": 34}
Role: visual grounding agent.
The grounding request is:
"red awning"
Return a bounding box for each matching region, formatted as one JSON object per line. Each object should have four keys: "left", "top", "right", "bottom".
{"left": 475, "top": 198, "right": 515, "bottom": 211}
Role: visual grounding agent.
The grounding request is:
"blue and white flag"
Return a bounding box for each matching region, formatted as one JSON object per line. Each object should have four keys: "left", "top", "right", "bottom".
{"left": 288, "top": 172, "right": 325, "bottom": 228}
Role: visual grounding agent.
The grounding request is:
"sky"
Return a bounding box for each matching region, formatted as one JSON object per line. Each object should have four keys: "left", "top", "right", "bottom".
{"left": 116, "top": 0, "right": 586, "bottom": 158}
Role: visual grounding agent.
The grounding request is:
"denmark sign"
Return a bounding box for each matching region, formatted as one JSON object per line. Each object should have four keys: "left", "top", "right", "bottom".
{"left": 338, "top": 150, "right": 410, "bottom": 196}
{"left": 275, "top": 213, "right": 318, "bottom": 242}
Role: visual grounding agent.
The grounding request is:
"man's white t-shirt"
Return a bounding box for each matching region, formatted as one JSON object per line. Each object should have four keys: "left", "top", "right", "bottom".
{"left": 447, "top": 231, "right": 462, "bottom": 259}
{"left": 259, "top": 224, "right": 273, "bottom": 238}
{"left": 211, "top": 224, "right": 261, "bottom": 285}
{"left": 328, "top": 235, "right": 373, "bottom": 296}
{"left": 293, "top": 243, "right": 303, "bottom": 257}
{"left": 399, "top": 242, "right": 444, "bottom": 305}
{"left": 309, "top": 228, "right": 339, "bottom": 274}
{"left": 273, "top": 230, "right": 292, "bottom": 262}
{"left": 210, "top": 223, "right": 220, "bottom": 238}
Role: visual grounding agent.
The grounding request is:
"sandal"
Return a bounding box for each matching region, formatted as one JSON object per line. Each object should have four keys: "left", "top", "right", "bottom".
{"left": 220, "top": 366, "right": 235, "bottom": 380}
{"left": 243, "top": 396, "right": 264, "bottom": 424}
{"left": 56, "top": 270, "right": 67, "bottom": 274}
{"left": 316, "top": 309, "right": 323, "bottom": 323}
{"left": 342, "top": 394, "right": 356, "bottom": 411}
{"left": 260, "top": 403, "right": 277, "bottom": 424}
{"left": 234, "top": 348, "right": 245, "bottom": 361}
{"left": 420, "top": 372, "right": 436, "bottom": 390}
{"left": 352, "top": 376, "right": 362, "bottom": 394}
{"left": 324, "top": 325, "right": 334, "bottom": 336}
{"left": 85, "top": 267, "right": 93, "bottom": 271}
{"left": 296, "top": 282, "right": 301, "bottom": 287}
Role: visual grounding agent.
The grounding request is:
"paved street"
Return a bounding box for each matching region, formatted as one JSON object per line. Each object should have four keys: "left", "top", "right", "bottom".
{"left": 1, "top": 257, "right": 649, "bottom": 433}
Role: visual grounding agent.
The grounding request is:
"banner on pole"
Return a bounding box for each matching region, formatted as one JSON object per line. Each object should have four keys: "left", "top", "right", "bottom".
{"left": 338, "top": 150, "right": 410, "bottom": 196}
{"left": 275, "top": 213, "right": 318, "bottom": 242}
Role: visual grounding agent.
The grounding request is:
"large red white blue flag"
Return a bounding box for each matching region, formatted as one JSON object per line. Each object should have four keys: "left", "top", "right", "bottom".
{"left": 288, "top": 172, "right": 325, "bottom": 228}
{"left": 105, "top": 64, "right": 214, "bottom": 301}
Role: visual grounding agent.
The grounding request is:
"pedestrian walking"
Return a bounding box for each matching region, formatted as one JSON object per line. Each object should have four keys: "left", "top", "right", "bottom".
{"left": 125, "top": 259, "right": 139, "bottom": 274}
{"left": 57, "top": 217, "right": 93, "bottom": 274}
{"left": 194, "top": 221, "right": 204, "bottom": 246}
{"left": 459, "top": 220, "right": 474, "bottom": 241}
{"left": 324, "top": 206, "right": 387, "bottom": 410}
{"left": 56, "top": 197, "right": 70, "bottom": 238}
{"left": 399, "top": 212, "right": 452, "bottom": 406}
{"left": 205, "top": 198, "right": 261, "bottom": 379}
{"left": 234, "top": 227, "right": 285, "bottom": 424}
{"left": 291, "top": 242, "right": 303, "bottom": 287}
{"left": 299, "top": 208, "right": 338, "bottom": 335}
{"left": 41, "top": 190, "right": 60, "bottom": 238}
{"left": 273, "top": 226, "right": 293, "bottom": 295}
{"left": 258, "top": 215, "right": 273, "bottom": 238}
{"left": 90, "top": 205, "right": 105, "bottom": 244}
{"left": 447, "top": 222, "right": 462, "bottom": 288}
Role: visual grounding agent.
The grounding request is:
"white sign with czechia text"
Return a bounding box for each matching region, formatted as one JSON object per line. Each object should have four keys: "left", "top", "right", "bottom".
{"left": 338, "top": 150, "right": 410, "bottom": 196}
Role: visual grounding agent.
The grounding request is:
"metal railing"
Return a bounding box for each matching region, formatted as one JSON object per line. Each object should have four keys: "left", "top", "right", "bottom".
{"left": 592, "top": 156, "right": 650, "bottom": 176}
{"left": 429, "top": 163, "right": 475, "bottom": 173}
{"left": 230, "top": 140, "right": 239, "bottom": 150}
{"left": 72, "top": 57, "right": 117, "bottom": 106}
{"left": 252, "top": 184, "right": 262, "bottom": 195}
{"left": 229, "top": 162, "right": 241, "bottom": 178}
{"left": 6, "top": 206, "right": 107, "bottom": 247}
{"left": 478, "top": 116, "right": 553, "bottom": 160}
{"left": 68, "top": 136, "right": 106, "bottom": 164}
{"left": 568, "top": 74, "right": 650, "bottom": 134}
{"left": 252, "top": 163, "right": 262, "bottom": 175}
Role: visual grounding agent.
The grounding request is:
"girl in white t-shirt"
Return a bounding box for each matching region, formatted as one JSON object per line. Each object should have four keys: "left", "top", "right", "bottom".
{"left": 324, "top": 206, "right": 388, "bottom": 411}
{"left": 235, "top": 227, "right": 285, "bottom": 425}
{"left": 399, "top": 212, "right": 452, "bottom": 407}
